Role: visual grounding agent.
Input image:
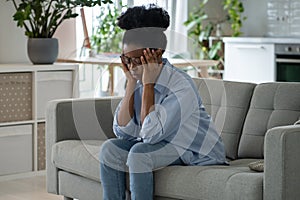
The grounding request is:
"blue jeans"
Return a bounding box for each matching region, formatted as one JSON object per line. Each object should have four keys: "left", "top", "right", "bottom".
{"left": 99, "top": 138, "right": 184, "bottom": 200}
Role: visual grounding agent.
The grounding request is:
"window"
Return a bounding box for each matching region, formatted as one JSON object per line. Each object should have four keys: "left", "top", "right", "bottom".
{"left": 75, "top": 0, "right": 189, "bottom": 97}
{"left": 76, "top": 0, "right": 188, "bottom": 57}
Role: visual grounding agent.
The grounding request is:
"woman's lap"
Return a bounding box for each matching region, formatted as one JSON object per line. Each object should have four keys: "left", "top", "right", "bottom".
{"left": 99, "top": 138, "right": 183, "bottom": 173}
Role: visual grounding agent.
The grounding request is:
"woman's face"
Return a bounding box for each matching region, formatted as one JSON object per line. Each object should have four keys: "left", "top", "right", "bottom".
{"left": 122, "top": 43, "right": 144, "bottom": 81}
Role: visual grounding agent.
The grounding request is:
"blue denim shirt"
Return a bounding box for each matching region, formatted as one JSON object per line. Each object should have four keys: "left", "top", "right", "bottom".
{"left": 113, "top": 58, "right": 227, "bottom": 166}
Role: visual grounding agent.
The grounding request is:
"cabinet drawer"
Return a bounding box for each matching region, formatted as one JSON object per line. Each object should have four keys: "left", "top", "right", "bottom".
{"left": 224, "top": 43, "right": 275, "bottom": 83}
{"left": 0, "top": 73, "right": 32, "bottom": 122}
{"left": 36, "top": 71, "right": 73, "bottom": 119}
{"left": 0, "top": 125, "right": 33, "bottom": 175}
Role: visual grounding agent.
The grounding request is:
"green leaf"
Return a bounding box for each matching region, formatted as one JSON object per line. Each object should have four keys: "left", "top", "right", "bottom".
{"left": 8, "top": 0, "right": 114, "bottom": 38}
{"left": 208, "top": 41, "right": 222, "bottom": 59}
{"left": 185, "top": 14, "right": 207, "bottom": 31}
{"left": 198, "top": 31, "right": 206, "bottom": 42}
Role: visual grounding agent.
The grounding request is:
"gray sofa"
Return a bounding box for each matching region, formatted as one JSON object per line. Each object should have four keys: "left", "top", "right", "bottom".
{"left": 46, "top": 78, "right": 300, "bottom": 200}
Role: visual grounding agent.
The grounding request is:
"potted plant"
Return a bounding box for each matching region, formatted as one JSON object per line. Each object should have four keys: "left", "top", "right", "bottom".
{"left": 184, "top": 0, "right": 246, "bottom": 78}
{"left": 7, "top": 0, "right": 112, "bottom": 64}
{"left": 90, "top": 1, "right": 126, "bottom": 55}
{"left": 223, "top": 0, "right": 246, "bottom": 37}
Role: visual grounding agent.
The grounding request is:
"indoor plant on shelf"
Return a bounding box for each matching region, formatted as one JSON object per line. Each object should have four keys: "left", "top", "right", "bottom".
{"left": 8, "top": 0, "right": 112, "bottom": 64}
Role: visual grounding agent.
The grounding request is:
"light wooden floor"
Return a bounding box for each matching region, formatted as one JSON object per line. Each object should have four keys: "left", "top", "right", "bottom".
{"left": 0, "top": 176, "right": 63, "bottom": 200}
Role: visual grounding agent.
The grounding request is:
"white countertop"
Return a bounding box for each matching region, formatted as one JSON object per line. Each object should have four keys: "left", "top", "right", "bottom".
{"left": 223, "top": 37, "right": 300, "bottom": 44}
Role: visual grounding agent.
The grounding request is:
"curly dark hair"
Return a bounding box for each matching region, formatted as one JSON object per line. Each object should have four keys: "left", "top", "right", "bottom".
{"left": 117, "top": 4, "right": 169, "bottom": 30}
{"left": 117, "top": 4, "right": 170, "bottom": 51}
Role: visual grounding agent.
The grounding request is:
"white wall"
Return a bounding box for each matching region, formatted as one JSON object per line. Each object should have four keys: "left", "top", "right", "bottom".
{"left": 0, "top": 1, "right": 28, "bottom": 63}
{"left": 240, "top": 0, "right": 268, "bottom": 37}
{"left": 0, "top": 1, "right": 77, "bottom": 64}
{"left": 53, "top": 19, "right": 77, "bottom": 59}
{"left": 188, "top": 0, "right": 269, "bottom": 37}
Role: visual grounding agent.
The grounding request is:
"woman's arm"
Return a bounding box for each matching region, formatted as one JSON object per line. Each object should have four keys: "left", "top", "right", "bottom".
{"left": 141, "top": 83, "right": 155, "bottom": 124}
{"left": 117, "top": 60, "right": 137, "bottom": 126}
{"left": 140, "top": 48, "right": 163, "bottom": 124}
{"left": 118, "top": 81, "right": 136, "bottom": 126}
{"left": 140, "top": 83, "right": 198, "bottom": 144}
{"left": 117, "top": 80, "right": 136, "bottom": 126}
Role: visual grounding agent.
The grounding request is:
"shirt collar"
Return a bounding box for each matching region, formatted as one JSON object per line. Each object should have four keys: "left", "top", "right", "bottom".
{"left": 154, "top": 58, "right": 173, "bottom": 93}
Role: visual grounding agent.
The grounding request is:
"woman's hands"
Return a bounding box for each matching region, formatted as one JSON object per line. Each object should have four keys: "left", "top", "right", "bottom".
{"left": 120, "top": 60, "right": 136, "bottom": 84}
{"left": 118, "top": 58, "right": 136, "bottom": 126}
{"left": 141, "top": 48, "right": 163, "bottom": 85}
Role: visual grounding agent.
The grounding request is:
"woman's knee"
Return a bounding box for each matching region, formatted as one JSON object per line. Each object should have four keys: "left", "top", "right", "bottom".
{"left": 99, "top": 139, "right": 127, "bottom": 165}
{"left": 99, "top": 139, "right": 115, "bottom": 163}
{"left": 127, "top": 143, "right": 154, "bottom": 173}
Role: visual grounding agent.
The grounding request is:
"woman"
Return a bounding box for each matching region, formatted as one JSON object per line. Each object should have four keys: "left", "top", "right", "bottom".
{"left": 99, "top": 4, "right": 227, "bottom": 200}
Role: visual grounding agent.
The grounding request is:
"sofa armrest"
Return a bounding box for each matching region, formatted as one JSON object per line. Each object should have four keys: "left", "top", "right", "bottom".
{"left": 46, "top": 97, "right": 122, "bottom": 194}
{"left": 264, "top": 124, "right": 300, "bottom": 200}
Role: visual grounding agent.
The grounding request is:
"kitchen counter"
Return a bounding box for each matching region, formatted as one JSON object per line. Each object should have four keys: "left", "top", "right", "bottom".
{"left": 223, "top": 36, "right": 300, "bottom": 84}
{"left": 223, "top": 37, "right": 300, "bottom": 44}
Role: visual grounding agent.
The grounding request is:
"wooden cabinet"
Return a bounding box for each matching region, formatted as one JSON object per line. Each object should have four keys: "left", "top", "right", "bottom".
{"left": 0, "top": 64, "right": 78, "bottom": 178}
{"left": 224, "top": 40, "right": 275, "bottom": 83}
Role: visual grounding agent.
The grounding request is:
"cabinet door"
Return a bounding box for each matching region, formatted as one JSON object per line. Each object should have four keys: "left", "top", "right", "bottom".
{"left": 36, "top": 71, "right": 73, "bottom": 119}
{"left": 0, "top": 73, "right": 32, "bottom": 122}
{"left": 0, "top": 125, "right": 33, "bottom": 175}
{"left": 224, "top": 43, "right": 275, "bottom": 83}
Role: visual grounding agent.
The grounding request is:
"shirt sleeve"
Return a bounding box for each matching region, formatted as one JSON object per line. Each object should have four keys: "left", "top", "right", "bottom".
{"left": 113, "top": 101, "right": 141, "bottom": 141}
{"left": 140, "top": 83, "right": 198, "bottom": 144}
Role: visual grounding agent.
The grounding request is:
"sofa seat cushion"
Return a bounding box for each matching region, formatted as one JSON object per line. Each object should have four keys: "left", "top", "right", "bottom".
{"left": 51, "top": 140, "right": 104, "bottom": 182}
{"left": 154, "top": 159, "right": 263, "bottom": 200}
{"left": 52, "top": 140, "right": 263, "bottom": 200}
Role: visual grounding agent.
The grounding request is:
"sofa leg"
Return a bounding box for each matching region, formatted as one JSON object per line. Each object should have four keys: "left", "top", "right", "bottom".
{"left": 64, "top": 197, "right": 73, "bottom": 200}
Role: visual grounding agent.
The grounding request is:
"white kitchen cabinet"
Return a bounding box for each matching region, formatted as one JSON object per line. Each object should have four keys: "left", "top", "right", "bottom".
{"left": 0, "top": 64, "right": 78, "bottom": 179}
{"left": 224, "top": 41, "right": 275, "bottom": 83}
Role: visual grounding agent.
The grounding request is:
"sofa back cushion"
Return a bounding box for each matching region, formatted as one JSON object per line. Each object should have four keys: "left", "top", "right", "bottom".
{"left": 56, "top": 97, "right": 121, "bottom": 141}
{"left": 238, "top": 82, "right": 300, "bottom": 158}
{"left": 192, "top": 78, "right": 256, "bottom": 159}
